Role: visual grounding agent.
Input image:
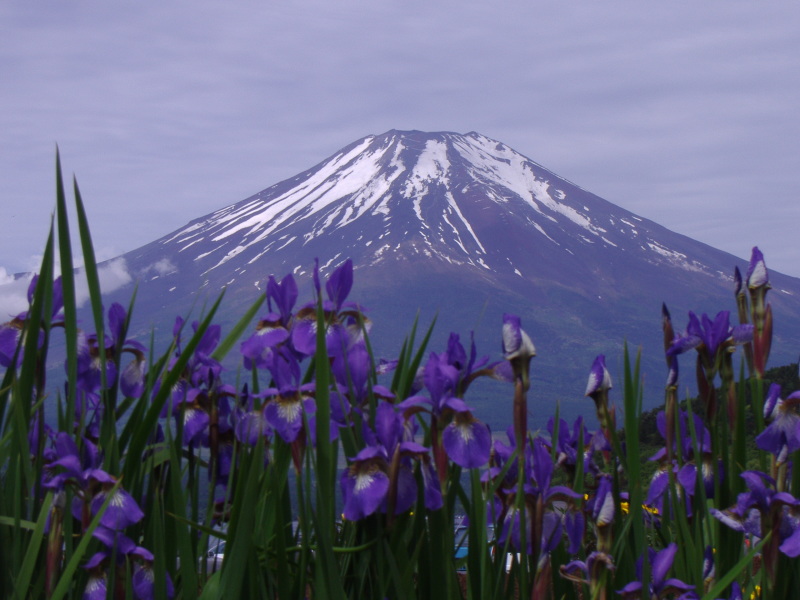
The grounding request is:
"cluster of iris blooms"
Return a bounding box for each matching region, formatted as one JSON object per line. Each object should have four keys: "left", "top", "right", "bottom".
{"left": 3, "top": 245, "right": 800, "bottom": 599}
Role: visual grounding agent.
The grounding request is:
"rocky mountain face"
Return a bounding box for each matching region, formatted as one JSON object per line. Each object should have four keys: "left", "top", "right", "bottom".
{"left": 105, "top": 130, "right": 800, "bottom": 428}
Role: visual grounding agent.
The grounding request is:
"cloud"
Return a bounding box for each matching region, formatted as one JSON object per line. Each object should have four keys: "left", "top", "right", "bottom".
{"left": 0, "top": 267, "right": 16, "bottom": 286}
{"left": 0, "top": 270, "right": 34, "bottom": 320}
{"left": 73, "top": 258, "right": 132, "bottom": 307}
{"left": 146, "top": 258, "right": 178, "bottom": 277}
{"left": 0, "top": 258, "right": 134, "bottom": 326}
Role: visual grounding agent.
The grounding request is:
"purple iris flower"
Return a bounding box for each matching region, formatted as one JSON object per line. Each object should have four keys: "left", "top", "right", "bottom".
{"left": 482, "top": 427, "right": 520, "bottom": 489}
{"left": 374, "top": 401, "right": 442, "bottom": 512}
{"left": 564, "top": 510, "right": 585, "bottom": 555}
{"left": 82, "top": 556, "right": 108, "bottom": 600}
{"left": 260, "top": 349, "right": 315, "bottom": 443}
{"left": 494, "top": 439, "right": 581, "bottom": 555}
{"left": 0, "top": 321, "right": 23, "bottom": 369}
{"left": 43, "top": 432, "right": 101, "bottom": 492}
{"left": 291, "top": 259, "right": 370, "bottom": 359}
{"left": 74, "top": 303, "right": 148, "bottom": 397}
{"left": 340, "top": 402, "right": 441, "bottom": 520}
{"left": 240, "top": 273, "right": 297, "bottom": 369}
{"left": 547, "top": 416, "right": 601, "bottom": 476}
{"left": 756, "top": 384, "right": 800, "bottom": 463}
{"left": 88, "top": 475, "right": 145, "bottom": 531}
{"left": 133, "top": 559, "right": 175, "bottom": 600}
{"left": 262, "top": 385, "right": 315, "bottom": 444}
{"left": 526, "top": 438, "right": 582, "bottom": 506}
{"left": 560, "top": 551, "right": 615, "bottom": 589}
{"left": 331, "top": 342, "right": 393, "bottom": 409}
{"left": 447, "top": 331, "right": 504, "bottom": 396}
{"left": 85, "top": 527, "right": 174, "bottom": 600}
{"left": 186, "top": 321, "right": 224, "bottom": 387}
{"left": 43, "top": 433, "right": 144, "bottom": 532}
{"left": 667, "top": 311, "right": 752, "bottom": 364}
{"left": 325, "top": 257, "right": 353, "bottom": 312}
{"left": 618, "top": 543, "right": 696, "bottom": 599}
{"left": 398, "top": 347, "right": 491, "bottom": 469}
{"left": 649, "top": 409, "right": 711, "bottom": 464}
{"left": 340, "top": 446, "right": 390, "bottom": 520}
{"left": 240, "top": 328, "right": 280, "bottom": 371}
{"left": 711, "top": 470, "right": 800, "bottom": 563}
{"left": 233, "top": 385, "right": 272, "bottom": 446}
{"left": 158, "top": 319, "right": 234, "bottom": 451}
{"left": 647, "top": 409, "right": 718, "bottom": 516}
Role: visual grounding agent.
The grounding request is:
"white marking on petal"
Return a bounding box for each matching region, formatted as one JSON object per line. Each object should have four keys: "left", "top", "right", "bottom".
{"left": 277, "top": 398, "right": 303, "bottom": 422}
{"left": 355, "top": 471, "right": 376, "bottom": 493}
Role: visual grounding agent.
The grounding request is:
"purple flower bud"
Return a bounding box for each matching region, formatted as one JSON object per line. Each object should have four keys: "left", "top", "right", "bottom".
{"left": 501, "top": 313, "right": 536, "bottom": 361}
{"left": 590, "top": 476, "right": 615, "bottom": 527}
{"left": 746, "top": 246, "right": 769, "bottom": 289}
{"left": 585, "top": 355, "right": 612, "bottom": 397}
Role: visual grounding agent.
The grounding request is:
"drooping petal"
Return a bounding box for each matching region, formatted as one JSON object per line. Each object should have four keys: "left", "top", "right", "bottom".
{"left": 264, "top": 394, "right": 306, "bottom": 443}
{"left": 83, "top": 572, "right": 108, "bottom": 600}
{"left": 290, "top": 318, "right": 317, "bottom": 356}
{"left": 651, "top": 543, "right": 678, "bottom": 586}
{"left": 91, "top": 487, "right": 145, "bottom": 531}
{"left": 182, "top": 406, "right": 210, "bottom": 446}
{"left": 340, "top": 460, "right": 389, "bottom": 521}
{"left": 240, "top": 325, "right": 287, "bottom": 369}
{"left": 442, "top": 413, "right": 491, "bottom": 468}
{"left": 779, "top": 523, "right": 800, "bottom": 558}
{"left": 234, "top": 408, "right": 270, "bottom": 446}
{"left": 120, "top": 356, "right": 146, "bottom": 398}
{"left": 666, "top": 333, "right": 702, "bottom": 357}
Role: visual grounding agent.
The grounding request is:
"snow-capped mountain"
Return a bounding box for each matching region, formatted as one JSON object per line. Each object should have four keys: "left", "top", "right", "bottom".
{"left": 112, "top": 130, "right": 800, "bottom": 425}
{"left": 139, "top": 130, "right": 730, "bottom": 287}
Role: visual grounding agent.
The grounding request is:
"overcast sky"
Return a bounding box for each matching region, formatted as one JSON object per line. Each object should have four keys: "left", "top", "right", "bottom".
{"left": 2, "top": 2, "right": 799, "bottom": 286}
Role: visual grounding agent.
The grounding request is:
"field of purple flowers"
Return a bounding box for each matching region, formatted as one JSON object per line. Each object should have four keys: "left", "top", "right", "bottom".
{"left": 1, "top": 158, "right": 799, "bottom": 599}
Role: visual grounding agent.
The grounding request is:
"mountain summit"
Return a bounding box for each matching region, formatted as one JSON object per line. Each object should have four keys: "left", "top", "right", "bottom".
{"left": 117, "top": 130, "right": 800, "bottom": 424}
